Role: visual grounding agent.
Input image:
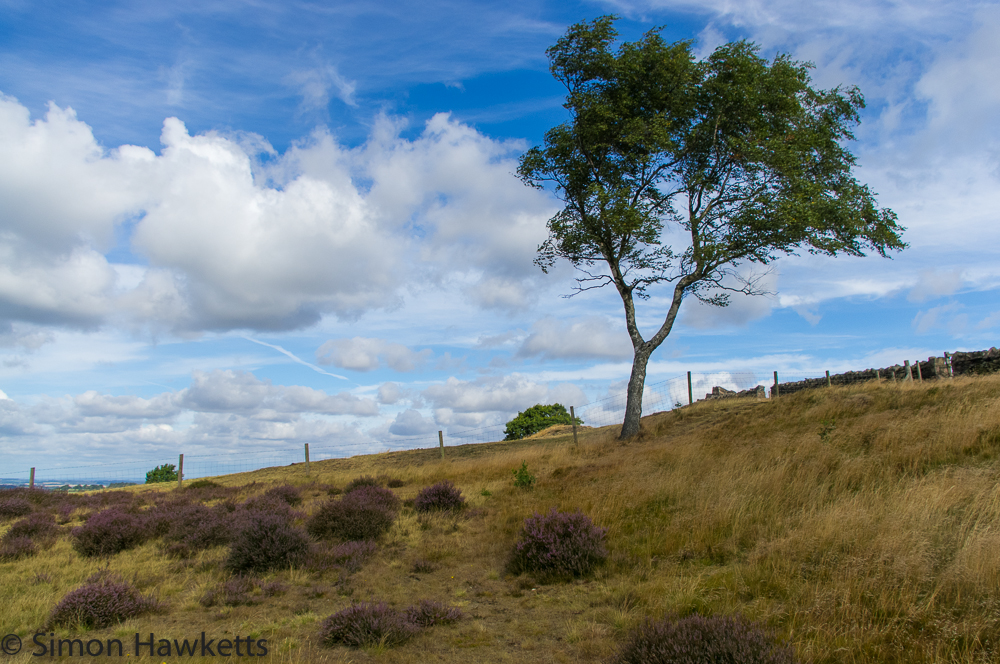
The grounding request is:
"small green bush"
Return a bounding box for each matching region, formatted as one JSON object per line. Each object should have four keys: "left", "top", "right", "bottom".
{"left": 512, "top": 461, "right": 535, "bottom": 489}
{"left": 503, "top": 403, "right": 582, "bottom": 441}
{"left": 145, "top": 463, "right": 178, "bottom": 484}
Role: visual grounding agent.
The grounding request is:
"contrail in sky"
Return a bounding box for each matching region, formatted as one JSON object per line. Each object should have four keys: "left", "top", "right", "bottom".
{"left": 242, "top": 337, "right": 348, "bottom": 380}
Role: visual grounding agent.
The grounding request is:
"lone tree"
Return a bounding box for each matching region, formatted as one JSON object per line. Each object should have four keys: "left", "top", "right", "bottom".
{"left": 518, "top": 16, "right": 905, "bottom": 439}
{"left": 504, "top": 403, "right": 583, "bottom": 441}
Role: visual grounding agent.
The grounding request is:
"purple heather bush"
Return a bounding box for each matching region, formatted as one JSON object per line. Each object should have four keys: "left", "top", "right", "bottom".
{"left": 263, "top": 484, "right": 303, "bottom": 506}
{"left": 607, "top": 614, "right": 797, "bottom": 664}
{"left": 414, "top": 481, "right": 466, "bottom": 513}
{"left": 200, "top": 576, "right": 260, "bottom": 607}
{"left": 0, "top": 496, "right": 33, "bottom": 519}
{"left": 71, "top": 508, "right": 150, "bottom": 557}
{"left": 0, "top": 536, "right": 37, "bottom": 561}
{"left": 3, "top": 512, "right": 59, "bottom": 543}
{"left": 507, "top": 508, "right": 608, "bottom": 579}
{"left": 157, "top": 502, "right": 231, "bottom": 552}
{"left": 318, "top": 602, "right": 420, "bottom": 648}
{"left": 225, "top": 511, "right": 311, "bottom": 574}
{"left": 307, "top": 487, "right": 399, "bottom": 542}
{"left": 47, "top": 574, "right": 161, "bottom": 629}
{"left": 343, "top": 475, "right": 381, "bottom": 493}
{"left": 329, "top": 540, "right": 378, "bottom": 573}
{"left": 404, "top": 600, "right": 463, "bottom": 627}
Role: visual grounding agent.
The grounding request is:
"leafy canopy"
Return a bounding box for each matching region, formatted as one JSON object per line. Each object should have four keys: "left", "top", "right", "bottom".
{"left": 504, "top": 403, "right": 582, "bottom": 441}
{"left": 518, "top": 16, "right": 905, "bottom": 438}
{"left": 145, "top": 463, "right": 178, "bottom": 484}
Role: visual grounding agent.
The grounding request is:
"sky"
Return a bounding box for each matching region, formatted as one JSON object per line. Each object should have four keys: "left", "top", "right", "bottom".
{"left": 1, "top": 0, "right": 999, "bottom": 480}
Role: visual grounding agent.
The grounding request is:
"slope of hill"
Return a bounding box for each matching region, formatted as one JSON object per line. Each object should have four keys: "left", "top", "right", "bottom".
{"left": 2, "top": 374, "right": 1000, "bottom": 663}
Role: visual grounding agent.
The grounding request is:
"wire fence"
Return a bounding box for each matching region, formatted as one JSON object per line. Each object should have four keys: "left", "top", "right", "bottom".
{"left": 0, "top": 370, "right": 788, "bottom": 489}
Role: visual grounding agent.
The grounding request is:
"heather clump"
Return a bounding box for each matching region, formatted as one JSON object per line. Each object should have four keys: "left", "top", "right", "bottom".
{"left": 318, "top": 602, "right": 419, "bottom": 648}
{"left": 0, "top": 536, "right": 37, "bottom": 561}
{"left": 0, "top": 496, "right": 33, "bottom": 519}
{"left": 414, "top": 481, "right": 466, "bottom": 512}
{"left": 71, "top": 508, "right": 149, "bottom": 557}
{"left": 344, "top": 475, "right": 381, "bottom": 493}
{"left": 46, "top": 573, "right": 161, "bottom": 628}
{"left": 225, "top": 511, "right": 310, "bottom": 574}
{"left": 263, "top": 484, "right": 303, "bottom": 506}
{"left": 3, "top": 511, "right": 59, "bottom": 543}
{"left": 507, "top": 508, "right": 607, "bottom": 579}
{"left": 200, "top": 575, "right": 260, "bottom": 607}
{"left": 157, "top": 502, "right": 231, "bottom": 553}
{"left": 307, "top": 487, "right": 399, "bottom": 542}
{"left": 404, "top": 600, "right": 463, "bottom": 627}
{"left": 607, "top": 614, "right": 797, "bottom": 664}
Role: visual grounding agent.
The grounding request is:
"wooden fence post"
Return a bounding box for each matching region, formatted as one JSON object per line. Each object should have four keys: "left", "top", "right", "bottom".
{"left": 29, "top": 467, "right": 35, "bottom": 489}
{"left": 915, "top": 361, "right": 923, "bottom": 382}
{"left": 438, "top": 431, "right": 444, "bottom": 459}
{"left": 687, "top": 371, "right": 693, "bottom": 405}
{"left": 570, "top": 406, "right": 579, "bottom": 447}
{"left": 177, "top": 454, "right": 184, "bottom": 489}
{"left": 773, "top": 371, "right": 779, "bottom": 398}
{"left": 944, "top": 352, "right": 954, "bottom": 378}
{"left": 304, "top": 443, "right": 310, "bottom": 474}
{"left": 826, "top": 370, "right": 831, "bottom": 387}
{"left": 876, "top": 369, "right": 881, "bottom": 382}
{"left": 904, "top": 360, "right": 912, "bottom": 381}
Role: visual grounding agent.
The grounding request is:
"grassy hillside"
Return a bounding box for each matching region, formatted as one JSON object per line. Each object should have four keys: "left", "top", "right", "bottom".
{"left": 3, "top": 374, "right": 1000, "bottom": 663}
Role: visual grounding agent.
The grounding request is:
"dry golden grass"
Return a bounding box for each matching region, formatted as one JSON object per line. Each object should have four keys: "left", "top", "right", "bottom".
{"left": 3, "top": 374, "right": 1000, "bottom": 662}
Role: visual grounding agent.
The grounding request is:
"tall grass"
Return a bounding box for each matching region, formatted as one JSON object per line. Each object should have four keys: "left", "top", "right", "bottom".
{"left": 2, "top": 375, "right": 999, "bottom": 662}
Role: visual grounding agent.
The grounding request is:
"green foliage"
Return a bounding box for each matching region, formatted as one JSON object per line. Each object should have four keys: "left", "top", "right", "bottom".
{"left": 819, "top": 419, "right": 837, "bottom": 442}
{"left": 504, "top": 403, "right": 582, "bottom": 441}
{"left": 145, "top": 463, "right": 178, "bottom": 484}
{"left": 512, "top": 461, "right": 536, "bottom": 489}
{"left": 519, "top": 16, "right": 905, "bottom": 439}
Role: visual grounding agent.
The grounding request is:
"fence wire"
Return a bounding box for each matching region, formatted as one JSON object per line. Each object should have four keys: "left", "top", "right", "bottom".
{"left": 0, "top": 370, "right": 784, "bottom": 488}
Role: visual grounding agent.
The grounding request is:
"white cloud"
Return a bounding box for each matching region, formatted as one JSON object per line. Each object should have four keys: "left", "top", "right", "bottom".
{"left": 421, "top": 373, "right": 587, "bottom": 414}
{"left": 908, "top": 269, "right": 963, "bottom": 302}
{"left": 287, "top": 63, "right": 358, "bottom": 110}
{"left": 517, "top": 316, "right": 632, "bottom": 361}
{"left": 388, "top": 408, "right": 437, "bottom": 436}
{"left": 316, "top": 337, "right": 431, "bottom": 372}
{"left": 377, "top": 381, "right": 404, "bottom": 405}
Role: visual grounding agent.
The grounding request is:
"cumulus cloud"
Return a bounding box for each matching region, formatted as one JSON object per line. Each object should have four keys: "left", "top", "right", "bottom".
{"left": 377, "top": 382, "right": 404, "bottom": 405}
{"left": 180, "top": 369, "right": 379, "bottom": 416}
{"left": 0, "top": 98, "right": 555, "bottom": 335}
{"left": 421, "top": 374, "right": 587, "bottom": 415}
{"left": 316, "top": 337, "right": 432, "bottom": 372}
{"left": 517, "top": 316, "right": 632, "bottom": 361}
{"left": 388, "top": 408, "right": 438, "bottom": 436}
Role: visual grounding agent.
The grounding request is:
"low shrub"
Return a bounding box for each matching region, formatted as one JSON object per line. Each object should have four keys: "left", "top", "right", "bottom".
{"left": 344, "top": 475, "right": 381, "bottom": 493}
{"left": 185, "top": 479, "right": 220, "bottom": 489}
{"left": 414, "top": 481, "right": 466, "bottom": 512}
{"left": 71, "top": 508, "right": 149, "bottom": 557}
{"left": 200, "top": 576, "right": 259, "bottom": 607}
{"left": 512, "top": 461, "right": 536, "bottom": 489}
{"left": 307, "top": 488, "right": 399, "bottom": 542}
{"left": 330, "top": 540, "right": 378, "bottom": 573}
{"left": 157, "top": 503, "right": 231, "bottom": 551}
{"left": 225, "top": 511, "right": 310, "bottom": 574}
{"left": 0, "top": 536, "right": 37, "bottom": 561}
{"left": 263, "top": 484, "right": 303, "bottom": 506}
{"left": 386, "top": 478, "right": 406, "bottom": 488}
{"left": 507, "top": 508, "right": 607, "bottom": 579}
{"left": 404, "top": 600, "right": 463, "bottom": 627}
{"left": 318, "top": 602, "right": 419, "bottom": 648}
{"left": 145, "top": 463, "right": 178, "bottom": 484}
{"left": 410, "top": 558, "right": 437, "bottom": 574}
{"left": 3, "top": 512, "right": 59, "bottom": 543}
{"left": 47, "top": 574, "right": 161, "bottom": 628}
{"left": 607, "top": 614, "right": 797, "bottom": 664}
{"left": 0, "top": 497, "right": 33, "bottom": 519}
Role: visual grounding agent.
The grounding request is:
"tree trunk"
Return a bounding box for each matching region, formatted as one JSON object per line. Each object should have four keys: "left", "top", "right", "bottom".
{"left": 619, "top": 346, "right": 653, "bottom": 439}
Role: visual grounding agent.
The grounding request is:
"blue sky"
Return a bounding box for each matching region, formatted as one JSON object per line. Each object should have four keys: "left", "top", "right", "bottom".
{"left": 1, "top": 0, "right": 999, "bottom": 478}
